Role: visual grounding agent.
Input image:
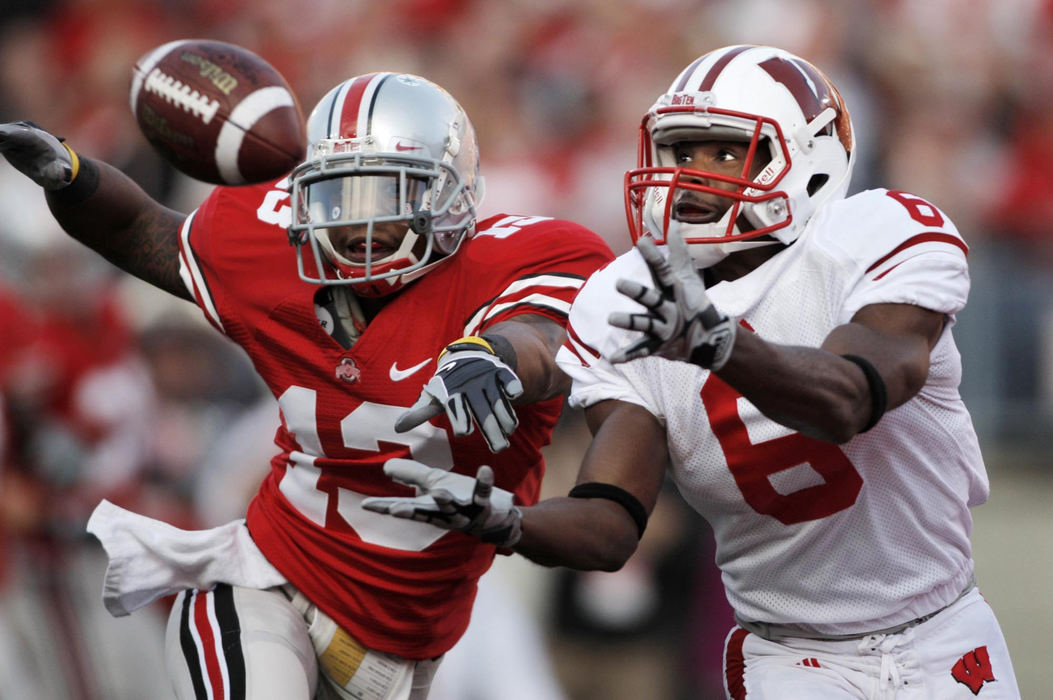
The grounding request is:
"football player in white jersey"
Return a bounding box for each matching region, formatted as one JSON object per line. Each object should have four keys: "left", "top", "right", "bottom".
{"left": 364, "top": 46, "right": 1021, "bottom": 698}
{"left": 0, "top": 74, "right": 612, "bottom": 699}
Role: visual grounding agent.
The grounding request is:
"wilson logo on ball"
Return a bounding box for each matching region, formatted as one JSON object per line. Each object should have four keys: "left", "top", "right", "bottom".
{"left": 130, "top": 39, "right": 306, "bottom": 186}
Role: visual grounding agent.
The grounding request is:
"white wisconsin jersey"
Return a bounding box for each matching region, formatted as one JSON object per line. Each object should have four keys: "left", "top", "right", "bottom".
{"left": 557, "top": 188, "right": 989, "bottom": 636}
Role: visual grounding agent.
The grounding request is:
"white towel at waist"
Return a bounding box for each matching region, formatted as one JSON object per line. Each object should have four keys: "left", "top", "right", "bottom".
{"left": 86, "top": 499, "right": 288, "bottom": 617}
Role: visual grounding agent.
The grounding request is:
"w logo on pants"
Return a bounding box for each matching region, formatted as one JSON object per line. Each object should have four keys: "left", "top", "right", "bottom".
{"left": 951, "top": 646, "right": 996, "bottom": 695}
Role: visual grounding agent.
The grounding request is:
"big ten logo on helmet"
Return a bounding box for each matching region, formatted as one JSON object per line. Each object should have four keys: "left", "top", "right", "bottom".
{"left": 671, "top": 94, "right": 696, "bottom": 106}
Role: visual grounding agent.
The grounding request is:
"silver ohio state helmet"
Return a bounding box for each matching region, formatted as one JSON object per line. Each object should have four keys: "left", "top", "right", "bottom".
{"left": 625, "top": 44, "right": 855, "bottom": 268}
{"left": 288, "top": 73, "right": 484, "bottom": 296}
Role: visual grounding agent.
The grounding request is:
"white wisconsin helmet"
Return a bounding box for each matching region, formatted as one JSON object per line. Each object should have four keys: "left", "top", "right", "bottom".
{"left": 288, "top": 73, "right": 484, "bottom": 296}
{"left": 625, "top": 44, "right": 855, "bottom": 267}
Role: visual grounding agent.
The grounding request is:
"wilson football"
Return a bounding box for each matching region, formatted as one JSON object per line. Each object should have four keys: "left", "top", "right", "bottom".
{"left": 130, "top": 39, "right": 306, "bottom": 185}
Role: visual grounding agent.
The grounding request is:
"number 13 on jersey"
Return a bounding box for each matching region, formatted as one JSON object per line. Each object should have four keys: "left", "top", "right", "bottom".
{"left": 276, "top": 386, "right": 457, "bottom": 551}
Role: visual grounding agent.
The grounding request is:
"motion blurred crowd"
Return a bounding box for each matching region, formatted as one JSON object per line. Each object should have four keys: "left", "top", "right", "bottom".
{"left": 0, "top": 0, "right": 1050, "bottom": 698}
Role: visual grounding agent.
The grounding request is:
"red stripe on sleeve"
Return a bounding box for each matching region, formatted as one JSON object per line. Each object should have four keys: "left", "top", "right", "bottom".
{"left": 560, "top": 338, "right": 590, "bottom": 368}
{"left": 865, "top": 232, "right": 968, "bottom": 275}
{"left": 872, "top": 261, "right": 903, "bottom": 281}
{"left": 566, "top": 322, "right": 602, "bottom": 363}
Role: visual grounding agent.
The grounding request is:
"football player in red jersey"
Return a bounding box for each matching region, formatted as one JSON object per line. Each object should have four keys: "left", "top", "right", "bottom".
{"left": 362, "top": 47, "right": 1021, "bottom": 699}
{"left": 0, "top": 72, "right": 613, "bottom": 699}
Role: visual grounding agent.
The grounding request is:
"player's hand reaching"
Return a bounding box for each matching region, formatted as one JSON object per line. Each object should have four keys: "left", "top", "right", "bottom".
{"left": 395, "top": 336, "right": 523, "bottom": 453}
{"left": 0, "top": 121, "right": 76, "bottom": 190}
{"left": 609, "top": 229, "right": 736, "bottom": 369}
{"left": 362, "top": 459, "right": 523, "bottom": 547}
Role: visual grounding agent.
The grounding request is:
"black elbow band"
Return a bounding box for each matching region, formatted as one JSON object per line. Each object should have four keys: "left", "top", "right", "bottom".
{"left": 568, "top": 482, "right": 647, "bottom": 539}
{"left": 841, "top": 354, "right": 888, "bottom": 432}
{"left": 48, "top": 156, "right": 100, "bottom": 205}
{"left": 480, "top": 333, "right": 518, "bottom": 372}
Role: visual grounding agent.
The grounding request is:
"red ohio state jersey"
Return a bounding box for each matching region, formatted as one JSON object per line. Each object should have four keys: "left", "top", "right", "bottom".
{"left": 177, "top": 178, "right": 613, "bottom": 658}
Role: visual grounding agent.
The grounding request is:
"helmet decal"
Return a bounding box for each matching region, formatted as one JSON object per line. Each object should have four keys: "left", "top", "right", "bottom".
{"left": 757, "top": 57, "right": 854, "bottom": 153}
{"left": 759, "top": 56, "right": 827, "bottom": 121}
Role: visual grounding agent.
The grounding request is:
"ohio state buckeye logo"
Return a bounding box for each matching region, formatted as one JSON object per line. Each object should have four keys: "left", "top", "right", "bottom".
{"left": 335, "top": 356, "right": 361, "bottom": 384}
{"left": 951, "top": 646, "right": 996, "bottom": 695}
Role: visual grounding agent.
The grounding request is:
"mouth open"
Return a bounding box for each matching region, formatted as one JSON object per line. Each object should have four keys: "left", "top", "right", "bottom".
{"left": 345, "top": 237, "right": 398, "bottom": 264}
{"left": 672, "top": 197, "right": 724, "bottom": 224}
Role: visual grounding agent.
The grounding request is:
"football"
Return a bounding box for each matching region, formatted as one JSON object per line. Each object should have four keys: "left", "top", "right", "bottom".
{"left": 130, "top": 39, "right": 306, "bottom": 185}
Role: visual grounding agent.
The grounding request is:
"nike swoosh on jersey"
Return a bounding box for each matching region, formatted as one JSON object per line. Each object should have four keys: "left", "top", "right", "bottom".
{"left": 389, "top": 359, "right": 431, "bottom": 381}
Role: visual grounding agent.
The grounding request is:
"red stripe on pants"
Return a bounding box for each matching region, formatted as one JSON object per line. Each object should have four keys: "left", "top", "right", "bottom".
{"left": 725, "top": 627, "right": 749, "bottom": 699}
{"left": 194, "top": 592, "right": 226, "bottom": 700}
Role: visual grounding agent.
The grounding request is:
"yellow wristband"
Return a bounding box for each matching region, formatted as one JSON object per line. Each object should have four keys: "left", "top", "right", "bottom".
{"left": 439, "top": 335, "right": 494, "bottom": 360}
{"left": 61, "top": 142, "right": 80, "bottom": 181}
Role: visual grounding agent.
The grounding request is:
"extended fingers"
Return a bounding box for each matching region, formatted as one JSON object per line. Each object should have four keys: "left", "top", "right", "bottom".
{"left": 609, "top": 310, "right": 662, "bottom": 334}
{"left": 496, "top": 367, "right": 524, "bottom": 400}
{"left": 382, "top": 458, "right": 439, "bottom": 488}
{"left": 663, "top": 226, "right": 694, "bottom": 272}
{"left": 609, "top": 334, "right": 660, "bottom": 364}
{"left": 637, "top": 237, "right": 677, "bottom": 291}
{"left": 394, "top": 394, "right": 443, "bottom": 433}
{"left": 477, "top": 404, "right": 515, "bottom": 453}
{"left": 361, "top": 496, "right": 431, "bottom": 519}
{"left": 615, "top": 277, "right": 664, "bottom": 310}
{"left": 472, "top": 466, "right": 494, "bottom": 506}
{"left": 443, "top": 394, "right": 474, "bottom": 436}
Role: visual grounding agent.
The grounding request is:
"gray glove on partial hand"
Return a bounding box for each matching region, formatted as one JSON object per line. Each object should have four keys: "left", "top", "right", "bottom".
{"left": 361, "top": 459, "right": 523, "bottom": 548}
{"left": 395, "top": 336, "right": 523, "bottom": 453}
{"left": 608, "top": 229, "right": 736, "bottom": 369}
{"left": 0, "top": 121, "right": 75, "bottom": 190}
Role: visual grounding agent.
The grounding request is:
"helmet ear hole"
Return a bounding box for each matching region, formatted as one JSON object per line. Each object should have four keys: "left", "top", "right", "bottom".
{"left": 807, "top": 174, "right": 829, "bottom": 196}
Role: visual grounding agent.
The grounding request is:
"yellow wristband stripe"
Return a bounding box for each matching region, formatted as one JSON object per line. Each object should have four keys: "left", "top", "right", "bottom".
{"left": 439, "top": 335, "right": 494, "bottom": 359}
{"left": 61, "top": 143, "right": 80, "bottom": 181}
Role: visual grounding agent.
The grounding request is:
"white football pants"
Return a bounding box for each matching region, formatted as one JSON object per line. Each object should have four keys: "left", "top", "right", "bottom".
{"left": 165, "top": 584, "right": 441, "bottom": 700}
{"left": 722, "top": 588, "right": 1019, "bottom": 699}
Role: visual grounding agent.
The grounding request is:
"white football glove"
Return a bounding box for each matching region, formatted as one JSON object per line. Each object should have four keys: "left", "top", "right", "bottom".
{"left": 394, "top": 336, "right": 523, "bottom": 453}
{"left": 608, "top": 229, "right": 736, "bottom": 369}
{"left": 0, "top": 121, "right": 75, "bottom": 190}
{"left": 361, "top": 459, "right": 522, "bottom": 547}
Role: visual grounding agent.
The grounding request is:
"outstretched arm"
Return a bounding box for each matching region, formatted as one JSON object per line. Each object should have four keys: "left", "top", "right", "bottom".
{"left": 717, "top": 302, "right": 943, "bottom": 443}
{"left": 515, "top": 398, "right": 668, "bottom": 570}
{"left": 610, "top": 228, "right": 944, "bottom": 443}
{"left": 366, "top": 397, "right": 668, "bottom": 571}
{"left": 47, "top": 159, "right": 190, "bottom": 300}
{"left": 0, "top": 121, "right": 190, "bottom": 300}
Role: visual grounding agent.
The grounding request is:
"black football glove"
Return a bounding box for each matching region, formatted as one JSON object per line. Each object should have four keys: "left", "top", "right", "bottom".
{"left": 608, "top": 228, "right": 736, "bottom": 369}
{"left": 395, "top": 336, "right": 523, "bottom": 453}
{"left": 0, "top": 121, "right": 76, "bottom": 190}
{"left": 361, "top": 459, "right": 522, "bottom": 547}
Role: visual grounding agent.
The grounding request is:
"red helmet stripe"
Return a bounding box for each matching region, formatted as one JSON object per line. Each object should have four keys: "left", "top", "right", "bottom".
{"left": 672, "top": 55, "right": 707, "bottom": 92}
{"left": 685, "top": 45, "right": 752, "bottom": 92}
{"left": 337, "top": 74, "right": 375, "bottom": 139}
{"left": 758, "top": 56, "right": 825, "bottom": 121}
